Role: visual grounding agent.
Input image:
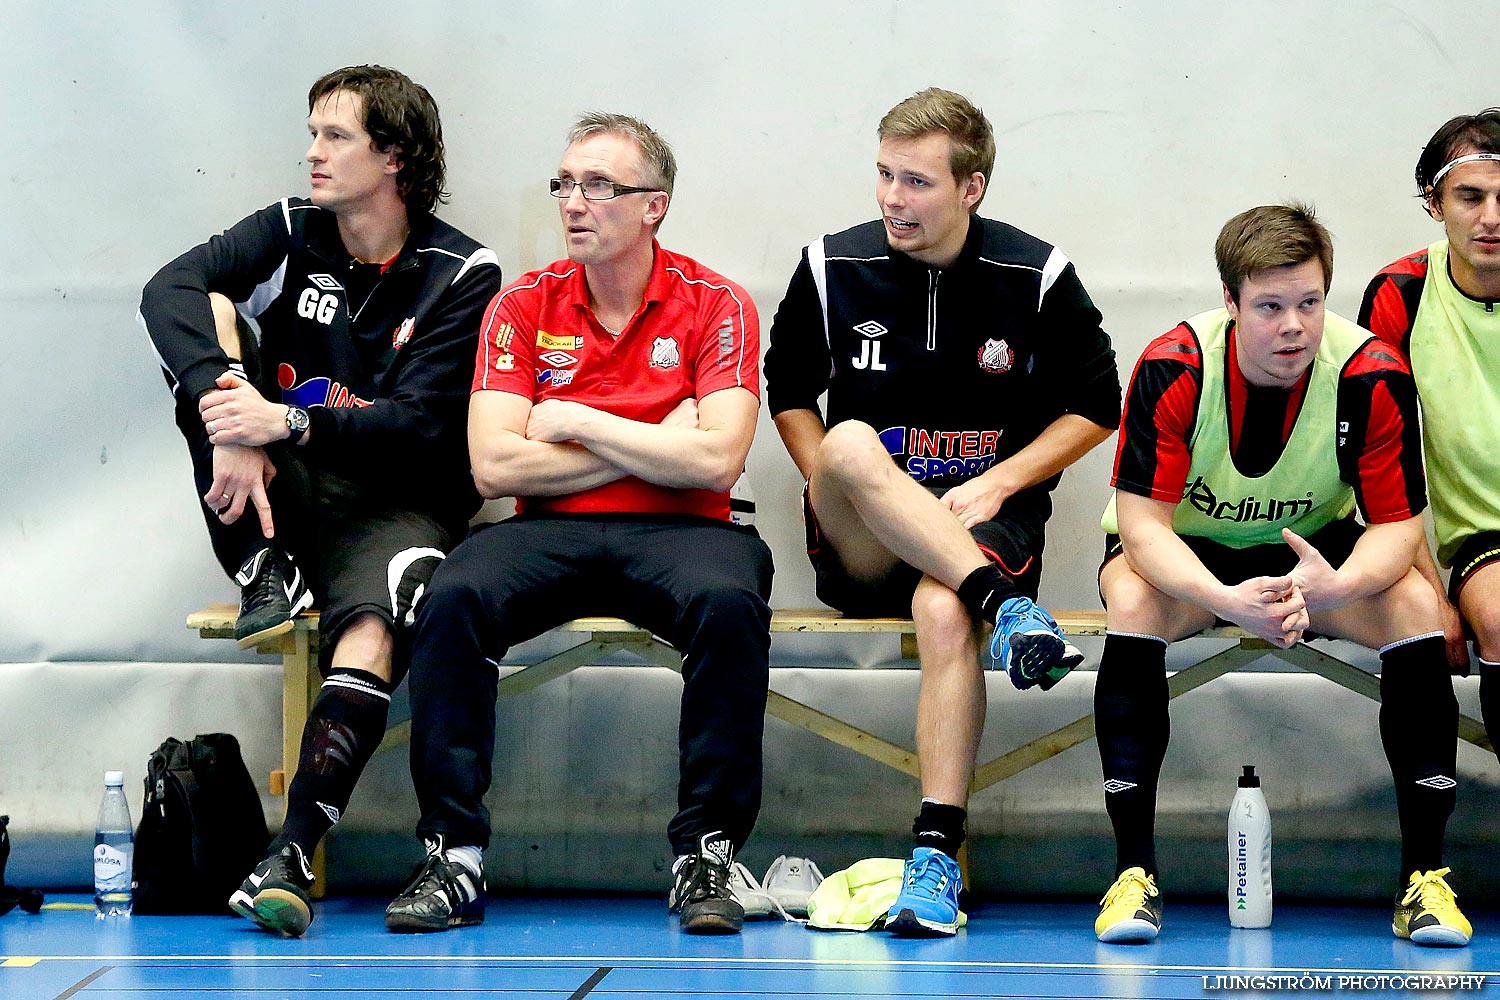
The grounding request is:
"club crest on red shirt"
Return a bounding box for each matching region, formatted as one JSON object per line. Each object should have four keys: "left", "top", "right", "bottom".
{"left": 650, "top": 336, "right": 681, "bottom": 370}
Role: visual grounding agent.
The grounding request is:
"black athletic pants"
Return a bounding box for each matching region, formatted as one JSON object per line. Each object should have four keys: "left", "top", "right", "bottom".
{"left": 408, "top": 514, "right": 774, "bottom": 857}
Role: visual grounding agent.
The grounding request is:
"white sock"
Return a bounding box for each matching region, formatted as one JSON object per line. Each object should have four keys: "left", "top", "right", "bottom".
{"left": 443, "top": 845, "right": 483, "bottom": 879}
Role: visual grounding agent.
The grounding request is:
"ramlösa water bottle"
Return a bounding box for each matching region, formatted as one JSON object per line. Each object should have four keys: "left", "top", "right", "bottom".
{"left": 94, "top": 770, "right": 134, "bottom": 918}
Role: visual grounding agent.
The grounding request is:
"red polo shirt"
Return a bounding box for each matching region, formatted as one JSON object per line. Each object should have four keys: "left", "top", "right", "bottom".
{"left": 472, "top": 241, "right": 760, "bottom": 519}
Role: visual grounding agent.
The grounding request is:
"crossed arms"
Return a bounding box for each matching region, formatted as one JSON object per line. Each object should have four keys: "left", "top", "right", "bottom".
{"left": 469, "top": 386, "right": 758, "bottom": 500}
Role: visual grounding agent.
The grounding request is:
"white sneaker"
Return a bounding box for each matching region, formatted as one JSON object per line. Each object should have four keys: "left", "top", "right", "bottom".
{"left": 762, "top": 855, "right": 825, "bottom": 917}
{"left": 727, "top": 861, "right": 781, "bottom": 920}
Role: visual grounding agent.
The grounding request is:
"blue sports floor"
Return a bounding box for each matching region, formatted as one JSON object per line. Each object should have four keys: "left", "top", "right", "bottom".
{"left": 1, "top": 895, "right": 1493, "bottom": 999}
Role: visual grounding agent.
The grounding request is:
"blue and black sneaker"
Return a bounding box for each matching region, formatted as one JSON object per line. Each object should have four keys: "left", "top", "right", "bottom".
{"left": 990, "top": 596, "right": 1079, "bottom": 690}
{"left": 885, "top": 846, "right": 962, "bottom": 936}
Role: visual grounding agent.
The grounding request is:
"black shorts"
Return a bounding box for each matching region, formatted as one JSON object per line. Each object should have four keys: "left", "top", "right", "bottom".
{"left": 1448, "top": 531, "right": 1500, "bottom": 602}
{"left": 1100, "top": 516, "right": 1365, "bottom": 618}
{"left": 803, "top": 483, "right": 1045, "bottom": 617}
{"left": 278, "top": 465, "right": 462, "bottom": 676}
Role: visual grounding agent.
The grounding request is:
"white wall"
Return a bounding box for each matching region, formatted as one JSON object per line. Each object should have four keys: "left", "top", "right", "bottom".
{"left": 2, "top": 1, "right": 1496, "bottom": 894}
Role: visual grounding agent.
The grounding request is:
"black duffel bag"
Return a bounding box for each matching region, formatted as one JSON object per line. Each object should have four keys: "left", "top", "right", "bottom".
{"left": 133, "top": 734, "right": 269, "bottom": 915}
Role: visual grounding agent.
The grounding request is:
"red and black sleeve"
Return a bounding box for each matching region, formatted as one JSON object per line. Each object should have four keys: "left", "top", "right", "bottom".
{"left": 1112, "top": 323, "right": 1203, "bottom": 502}
{"left": 1357, "top": 251, "right": 1429, "bottom": 357}
{"left": 1336, "top": 338, "right": 1427, "bottom": 523}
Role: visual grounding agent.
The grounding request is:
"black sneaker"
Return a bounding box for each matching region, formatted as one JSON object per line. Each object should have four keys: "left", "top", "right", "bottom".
{"left": 234, "top": 547, "right": 313, "bottom": 649}
{"left": 669, "top": 832, "right": 743, "bottom": 934}
{"left": 384, "top": 838, "right": 485, "bottom": 933}
{"left": 227, "top": 843, "right": 315, "bottom": 937}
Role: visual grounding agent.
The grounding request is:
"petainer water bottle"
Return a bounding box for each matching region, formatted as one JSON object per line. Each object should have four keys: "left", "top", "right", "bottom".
{"left": 94, "top": 770, "right": 134, "bottom": 918}
{"left": 1228, "top": 764, "right": 1272, "bottom": 928}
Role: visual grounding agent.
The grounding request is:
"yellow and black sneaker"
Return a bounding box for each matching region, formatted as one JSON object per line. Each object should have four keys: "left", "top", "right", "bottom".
{"left": 1096, "top": 867, "right": 1162, "bottom": 943}
{"left": 1393, "top": 868, "right": 1471, "bottom": 947}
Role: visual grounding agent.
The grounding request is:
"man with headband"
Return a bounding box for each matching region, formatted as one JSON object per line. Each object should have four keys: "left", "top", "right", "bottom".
{"left": 1096, "top": 203, "right": 1468, "bottom": 947}
{"left": 1361, "top": 109, "right": 1500, "bottom": 787}
{"left": 763, "top": 88, "right": 1120, "bottom": 936}
{"left": 140, "top": 65, "right": 501, "bottom": 935}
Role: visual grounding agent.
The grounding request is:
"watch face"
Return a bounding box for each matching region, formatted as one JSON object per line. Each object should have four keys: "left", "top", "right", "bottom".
{"left": 288, "top": 407, "right": 311, "bottom": 432}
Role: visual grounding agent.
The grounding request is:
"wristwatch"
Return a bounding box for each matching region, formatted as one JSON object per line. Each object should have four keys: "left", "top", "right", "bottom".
{"left": 285, "top": 406, "right": 311, "bottom": 444}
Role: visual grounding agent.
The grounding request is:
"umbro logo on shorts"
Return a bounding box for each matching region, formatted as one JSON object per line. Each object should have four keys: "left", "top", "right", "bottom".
{"left": 1415, "top": 775, "right": 1457, "bottom": 791}
{"left": 1102, "top": 779, "right": 1138, "bottom": 794}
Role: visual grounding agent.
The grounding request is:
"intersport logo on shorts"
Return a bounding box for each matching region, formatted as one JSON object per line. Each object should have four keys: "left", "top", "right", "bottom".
{"left": 1182, "top": 475, "right": 1315, "bottom": 523}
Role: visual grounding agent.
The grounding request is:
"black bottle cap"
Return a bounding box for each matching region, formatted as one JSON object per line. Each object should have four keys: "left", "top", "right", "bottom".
{"left": 1238, "top": 765, "right": 1261, "bottom": 788}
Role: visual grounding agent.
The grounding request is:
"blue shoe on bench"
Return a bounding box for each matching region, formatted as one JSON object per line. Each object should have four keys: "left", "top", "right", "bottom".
{"left": 990, "top": 596, "right": 1077, "bottom": 690}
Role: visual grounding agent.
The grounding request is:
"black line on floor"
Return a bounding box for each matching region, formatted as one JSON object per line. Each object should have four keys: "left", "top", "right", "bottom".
{"left": 52, "top": 965, "right": 112, "bottom": 1000}
{"left": 567, "top": 965, "right": 613, "bottom": 998}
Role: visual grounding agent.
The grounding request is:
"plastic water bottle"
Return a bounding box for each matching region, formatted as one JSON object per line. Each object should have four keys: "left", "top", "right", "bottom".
{"left": 1228, "top": 764, "right": 1272, "bottom": 928}
{"left": 94, "top": 770, "right": 134, "bottom": 918}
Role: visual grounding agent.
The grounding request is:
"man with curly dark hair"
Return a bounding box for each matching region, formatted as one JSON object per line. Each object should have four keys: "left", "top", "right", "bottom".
{"left": 140, "top": 64, "right": 501, "bottom": 936}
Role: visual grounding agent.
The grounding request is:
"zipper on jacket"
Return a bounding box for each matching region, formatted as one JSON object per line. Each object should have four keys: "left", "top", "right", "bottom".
{"left": 348, "top": 277, "right": 385, "bottom": 324}
{"left": 926, "top": 270, "right": 940, "bottom": 351}
{"left": 347, "top": 253, "right": 415, "bottom": 324}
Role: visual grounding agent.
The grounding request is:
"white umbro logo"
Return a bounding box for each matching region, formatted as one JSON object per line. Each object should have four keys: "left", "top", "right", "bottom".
{"left": 853, "top": 320, "right": 887, "bottom": 338}
{"left": 537, "top": 351, "right": 578, "bottom": 368}
{"left": 308, "top": 273, "right": 343, "bottom": 291}
{"left": 1102, "top": 779, "right": 1138, "bottom": 794}
{"left": 1415, "top": 775, "right": 1456, "bottom": 790}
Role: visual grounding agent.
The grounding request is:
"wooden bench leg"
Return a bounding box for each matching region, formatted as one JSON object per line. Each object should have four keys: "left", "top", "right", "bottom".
{"left": 274, "top": 626, "right": 326, "bottom": 896}
{"left": 970, "top": 640, "right": 1273, "bottom": 792}
{"left": 376, "top": 635, "right": 666, "bottom": 755}
{"left": 765, "top": 692, "right": 921, "bottom": 777}
{"left": 634, "top": 626, "right": 926, "bottom": 777}
{"left": 279, "top": 628, "right": 313, "bottom": 799}
{"left": 1273, "top": 643, "right": 1493, "bottom": 754}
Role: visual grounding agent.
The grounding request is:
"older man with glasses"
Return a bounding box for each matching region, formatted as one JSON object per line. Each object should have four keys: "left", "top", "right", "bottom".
{"left": 384, "top": 112, "right": 774, "bottom": 936}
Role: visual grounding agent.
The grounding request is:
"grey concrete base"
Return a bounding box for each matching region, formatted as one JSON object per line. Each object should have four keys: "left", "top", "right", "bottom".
{"left": 6, "top": 659, "right": 1496, "bottom": 904}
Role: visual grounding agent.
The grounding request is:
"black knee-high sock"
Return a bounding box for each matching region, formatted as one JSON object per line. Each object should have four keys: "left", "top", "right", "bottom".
{"left": 956, "top": 565, "right": 1021, "bottom": 625}
{"left": 1479, "top": 659, "right": 1500, "bottom": 767}
{"left": 1095, "top": 633, "right": 1170, "bottom": 877}
{"left": 911, "top": 799, "right": 968, "bottom": 860}
{"left": 270, "top": 668, "right": 393, "bottom": 857}
{"left": 1379, "top": 635, "right": 1458, "bottom": 888}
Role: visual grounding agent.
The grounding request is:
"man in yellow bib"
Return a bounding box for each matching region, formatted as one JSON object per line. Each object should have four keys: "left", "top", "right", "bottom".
{"left": 1360, "top": 109, "right": 1500, "bottom": 764}
{"left": 1094, "top": 205, "right": 1468, "bottom": 947}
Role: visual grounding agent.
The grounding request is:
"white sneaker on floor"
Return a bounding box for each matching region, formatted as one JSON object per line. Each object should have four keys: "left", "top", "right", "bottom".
{"left": 727, "top": 861, "right": 781, "bottom": 919}
{"left": 762, "top": 855, "right": 825, "bottom": 917}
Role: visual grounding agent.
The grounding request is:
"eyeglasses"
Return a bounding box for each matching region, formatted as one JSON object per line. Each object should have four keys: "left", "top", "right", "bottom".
{"left": 549, "top": 176, "right": 661, "bottom": 201}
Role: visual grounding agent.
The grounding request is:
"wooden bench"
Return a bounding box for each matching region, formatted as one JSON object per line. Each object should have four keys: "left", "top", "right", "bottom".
{"left": 186, "top": 603, "right": 1492, "bottom": 805}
